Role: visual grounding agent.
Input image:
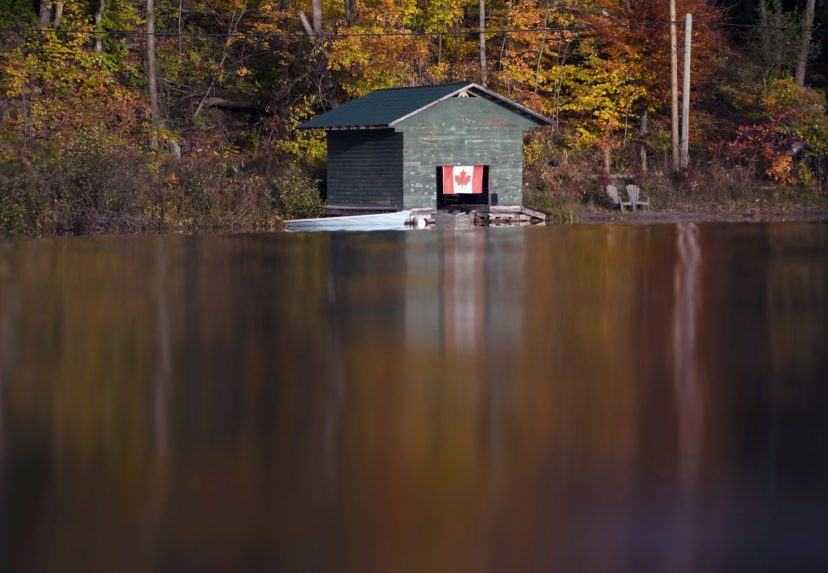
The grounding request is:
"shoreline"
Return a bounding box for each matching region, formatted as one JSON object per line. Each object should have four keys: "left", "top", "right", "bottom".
{"left": 574, "top": 208, "right": 828, "bottom": 225}
{"left": 3, "top": 207, "right": 828, "bottom": 241}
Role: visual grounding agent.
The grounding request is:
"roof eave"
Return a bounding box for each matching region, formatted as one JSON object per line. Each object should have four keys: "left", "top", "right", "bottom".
{"left": 465, "top": 83, "right": 553, "bottom": 126}
{"left": 298, "top": 123, "right": 391, "bottom": 130}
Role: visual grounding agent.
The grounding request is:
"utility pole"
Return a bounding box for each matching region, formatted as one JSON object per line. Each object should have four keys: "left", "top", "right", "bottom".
{"left": 681, "top": 14, "right": 692, "bottom": 170}
{"left": 479, "top": 0, "right": 487, "bottom": 86}
{"left": 147, "top": 0, "right": 160, "bottom": 149}
{"left": 670, "top": 0, "right": 679, "bottom": 173}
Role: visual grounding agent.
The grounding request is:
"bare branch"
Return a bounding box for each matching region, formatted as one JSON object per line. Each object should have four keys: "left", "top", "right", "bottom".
{"left": 194, "top": 9, "right": 247, "bottom": 119}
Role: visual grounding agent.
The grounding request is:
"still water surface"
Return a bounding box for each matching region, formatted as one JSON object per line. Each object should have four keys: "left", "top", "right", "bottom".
{"left": 1, "top": 224, "right": 827, "bottom": 572}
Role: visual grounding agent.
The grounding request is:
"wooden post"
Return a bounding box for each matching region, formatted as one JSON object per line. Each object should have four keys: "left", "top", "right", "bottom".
{"left": 479, "top": 0, "right": 487, "bottom": 86}
{"left": 670, "top": 0, "right": 679, "bottom": 173}
{"left": 681, "top": 14, "right": 692, "bottom": 170}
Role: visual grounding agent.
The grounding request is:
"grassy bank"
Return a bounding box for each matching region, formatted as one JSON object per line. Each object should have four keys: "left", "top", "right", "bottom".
{"left": 526, "top": 166, "right": 828, "bottom": 225}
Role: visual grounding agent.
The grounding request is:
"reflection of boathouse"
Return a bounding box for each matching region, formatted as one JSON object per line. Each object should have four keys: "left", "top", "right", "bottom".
{"left": 300, "top": 83, "right": 551, "bottom": 213}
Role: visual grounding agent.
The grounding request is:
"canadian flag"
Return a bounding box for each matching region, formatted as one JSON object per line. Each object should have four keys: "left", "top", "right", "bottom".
{"left": 442, "top": 165, "right": 484, "bottom": 195}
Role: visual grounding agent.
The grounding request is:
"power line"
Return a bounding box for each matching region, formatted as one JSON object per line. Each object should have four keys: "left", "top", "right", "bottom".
{"left": 3, "top": 12, "right": 821, "bottom": 40}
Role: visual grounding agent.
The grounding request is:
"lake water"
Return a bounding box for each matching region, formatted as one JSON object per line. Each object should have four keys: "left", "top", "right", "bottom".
{"left": 1, "top": 223, "right": 827, "bottom": 572}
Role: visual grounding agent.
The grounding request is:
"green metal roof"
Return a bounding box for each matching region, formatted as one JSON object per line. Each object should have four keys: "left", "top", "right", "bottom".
{"left": 299, "top": 82, "right": 551, "bottom": 129}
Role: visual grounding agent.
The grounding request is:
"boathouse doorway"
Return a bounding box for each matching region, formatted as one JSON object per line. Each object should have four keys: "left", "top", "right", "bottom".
{"left": 436, "top": 165, "right": 493, "bottom": 210}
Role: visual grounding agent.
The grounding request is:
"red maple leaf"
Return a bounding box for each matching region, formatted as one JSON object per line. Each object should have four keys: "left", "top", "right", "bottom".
{"left": 454, "top": 169, "right": 471, "bottom": 187}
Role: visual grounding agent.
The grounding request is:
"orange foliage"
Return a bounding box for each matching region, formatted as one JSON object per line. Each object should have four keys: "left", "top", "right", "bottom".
{"left": 590, "top": 0, "right": 728, "bottom": 106}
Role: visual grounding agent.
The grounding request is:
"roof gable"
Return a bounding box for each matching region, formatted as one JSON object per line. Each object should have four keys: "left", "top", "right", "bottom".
{"left": 299, "top": 83, "right": 551, "bottom": 130}
{"left": 393, "top": 90, "right": 542, "bottom": 132}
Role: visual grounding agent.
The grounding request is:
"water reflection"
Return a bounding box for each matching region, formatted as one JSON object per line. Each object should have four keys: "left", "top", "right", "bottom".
{"left": 1, "top": 224, "right": 827, "bottom": 572}
{"left": 673, "top": 223, "right": 704, "bottom": 495}
{"left": 669, "top": 223, "right": 705, "bottom": 572}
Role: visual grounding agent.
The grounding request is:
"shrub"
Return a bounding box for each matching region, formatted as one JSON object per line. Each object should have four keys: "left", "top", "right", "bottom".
{"left": 0, "top": 138, "right": 288, "bottom": 237}
{"left": 51, "top": 143, "right": 151, "bottom": 233}
{"left": 157, "top": 153, "right": 282, "bottom": 232}
{"left": 272, "top": 165, "right": 324, "bottom": 219}
{"left": 0, "top": 189, "right": 27, "bottom": 237}
{"left": 726, "top": 78, "right": 828, "bottom": 188}
{"left": 0, "top": 137, "right": 153, "bottom": 236}
{"left": 525, "top": 189, "right": 579, "bottom": 223}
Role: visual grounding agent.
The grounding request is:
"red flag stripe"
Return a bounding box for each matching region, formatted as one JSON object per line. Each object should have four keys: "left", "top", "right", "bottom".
{"left": 442, "top": 165, "right": 454, "bottom": 195}
{"left": 472, "top": 165, "right": 484, "bottom": 194}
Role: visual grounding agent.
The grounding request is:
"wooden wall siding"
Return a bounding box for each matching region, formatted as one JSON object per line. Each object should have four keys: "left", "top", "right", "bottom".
{"left": 326, "top": 130, "right": 403, "bottom": 209}
{"left": 396, "top": 97, "right": 536, "bottom": 209}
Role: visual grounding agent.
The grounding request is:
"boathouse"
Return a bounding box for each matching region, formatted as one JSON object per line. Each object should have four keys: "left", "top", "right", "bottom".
{"left": 300, "top": 82, "right": 551, "bottom": 213}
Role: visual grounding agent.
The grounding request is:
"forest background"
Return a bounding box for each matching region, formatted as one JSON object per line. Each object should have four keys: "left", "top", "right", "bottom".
{"left": 0, "top": 0, "right": 826, "bottom": 235}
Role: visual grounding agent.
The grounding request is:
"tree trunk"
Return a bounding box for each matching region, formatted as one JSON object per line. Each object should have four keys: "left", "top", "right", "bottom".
{"left": 312, "top": 0, "right": 322, "bottom": 36}
{"left": 94, "top": 0, "right": 106, "bottom": 52}
{"left": 795, "top": 0, "right": 816, "bottom": 86}
{"left": 343, "top": 0, "right": 359, "bottom": 23}
{"left": 640, "top": 110, "right": 648, "bottom": 176}
{"left": 39, "top": 0, "right": 51, "bottom": 28}
{"left": 52, "top": 1, "right": 64, "bottom": 28}
{"left": 146, "top": 0, "right": 161, "bottom": 149}
{"left": 479, "top": 0, "right": 487, "bottom": 86}
{"left": 299, "top": 11, "right": 315, "bottom": 40}
{"left": 758, "top": 0, "right": 771, "bottom": 67}
{"left": 178, "top": 0, "right": 183, "bottom": 57}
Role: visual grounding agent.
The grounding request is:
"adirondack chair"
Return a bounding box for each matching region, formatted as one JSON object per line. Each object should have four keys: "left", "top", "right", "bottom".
{"left": 625, "top": 184, "right": 650, "bottom": 211}
{"left": 606, "top": 184, "right": 632, "bottom": 211}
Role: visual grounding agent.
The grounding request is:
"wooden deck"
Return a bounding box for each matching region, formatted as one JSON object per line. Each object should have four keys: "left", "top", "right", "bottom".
{"left": 411, "top": 206, "right": 547, "bottom": 229}
{"left": 291, "top": 206, "right": 548, "bottom": 231}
